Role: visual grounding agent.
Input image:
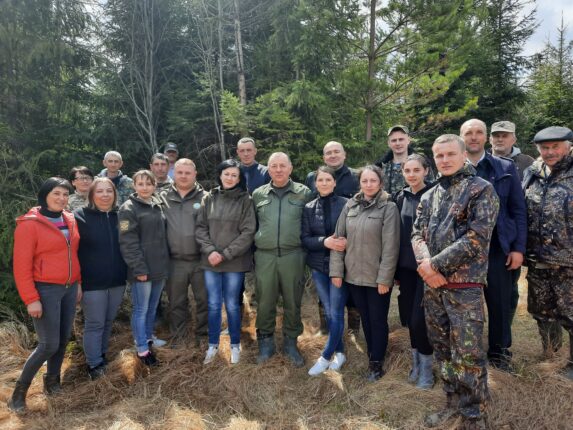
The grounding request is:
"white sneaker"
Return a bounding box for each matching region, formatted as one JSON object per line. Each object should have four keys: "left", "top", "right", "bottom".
{"left": 308, "top": 356, "right": 331, "bottom": 376}
{"left": 203, "top": 345, "right": 219, "bottom": 364}
{"left": 149, "top": 335, "right": 167, "bottom": 348}
{"left": 329, "top": 353, "right": 346, "bottom": 371}
{"left": 230, "top": 346, "right": 241, "bottom": 364}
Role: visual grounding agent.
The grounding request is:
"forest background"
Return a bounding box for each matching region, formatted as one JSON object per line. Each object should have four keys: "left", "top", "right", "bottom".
{"left": 1, "top": 0, "right": 573, "bottom": 316}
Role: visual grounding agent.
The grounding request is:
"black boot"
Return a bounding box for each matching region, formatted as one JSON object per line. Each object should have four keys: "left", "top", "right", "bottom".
{"left": 538, "top": 320, "right": 563, "bottom": 357}
{"left": 283, "top": 336, "right": 304, "bottom": 367}
{"left": 7, "top": 381, "right": 30, "bottom": 413}
{"left": 318, "top": 302, "right": 329, "bottom": 335}
{"left": 43, "top": 374, "right": 61, "bottom": 395}
{"left": 424, "top": 392, "right": 459, "bottom": 427}
{"left": 347, "top": 306, "right": 361, "bottom": 332}
{"left": 366, "top": 361, "right": 384, "bottom": 382}
{"left": 256, "top": 332, "right": 276, "bottom": 364}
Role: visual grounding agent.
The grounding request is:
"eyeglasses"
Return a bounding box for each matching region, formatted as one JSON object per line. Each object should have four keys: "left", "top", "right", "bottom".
{"left": 74, "top": 176, "right": 93, "bottom": 182}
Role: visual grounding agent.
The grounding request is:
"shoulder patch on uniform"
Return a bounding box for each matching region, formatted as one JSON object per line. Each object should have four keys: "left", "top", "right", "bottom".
{"left": 120, "top": 220, "right": 130, "bottom": 232}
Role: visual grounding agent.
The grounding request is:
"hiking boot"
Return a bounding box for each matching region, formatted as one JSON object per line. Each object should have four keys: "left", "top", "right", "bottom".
{"left": 308, "top": 357, "right": 330, "bottom": 376}
{"left": 366, "top": 361, "right": 384, "bottom": 382}
{"left": 416, "top": 353, "right": 434, "bottom": 389}
{"left": 137, "top": 351, "right": 159, "bottom": 367}
{"left": 43, "top": 374, "right": 61, "bottom": 395}
{"left": 7, "top": 381, "right": 30, "bottom": 413}
{"left": 329, "top": 352, "right": 346, "bottom": 371}
{"left": 459, "top": 416, "right": 486, "bottom": 430}
{"left": 283, "top": 336, "right": 304, "bottom": 367}
{"left": 318, "top": 303, "right": 329, "bottom": 335}
{"left": 347, "top": 306, "right": 361, "bottom": 332}
{"left": 256, "top": 333, "right": 276, "bottom": 364}
{"left": 88, "top": 363, "right": 106, "bottom": 381}
{"left": 203, "top": 345, "right": 219, "bottom": 364}
{"left": 230, "top": 345, "right": 241, "bottom": 365}
{"left": 424, "top": 393, "right": 459, "bottom": 427}
{"left": 408, "top": 348, "right": 420, "bottom": 383}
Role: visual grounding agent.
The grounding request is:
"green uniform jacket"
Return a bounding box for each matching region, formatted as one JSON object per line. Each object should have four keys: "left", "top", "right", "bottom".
{"left": 195, "top": 186, "right": 256, "bottom": 272}
{"left": 252, "top": 180, "right": 312, "bottom": 254}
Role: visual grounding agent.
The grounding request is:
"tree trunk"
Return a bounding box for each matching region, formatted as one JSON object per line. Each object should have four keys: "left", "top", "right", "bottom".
{"left": 365, "top": 0, "right": 377, "bottom": 142}
{"left": 217, "top": 0, "right": 226, "bottom": 158}
{"left": 233, "top": 0, "right": 247, "bottom": 105}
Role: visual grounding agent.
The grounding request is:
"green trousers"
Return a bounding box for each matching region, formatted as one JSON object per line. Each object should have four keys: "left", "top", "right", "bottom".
{"left": 254, "top": 249, "right": 305, "bottom": 338}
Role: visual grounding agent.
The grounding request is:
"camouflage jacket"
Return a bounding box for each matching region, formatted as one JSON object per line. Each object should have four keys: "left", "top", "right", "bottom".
{"left": 375, "top": 149, "right": 435, "bottom": 195}
{"left": 523, "top": 155, "right": 573, "bottom": 267}
{"left": 411, "top": 164, "right": 499, "bottom": 285}
{"left": 67, "top": 193, "right": 88, "bottom": 211}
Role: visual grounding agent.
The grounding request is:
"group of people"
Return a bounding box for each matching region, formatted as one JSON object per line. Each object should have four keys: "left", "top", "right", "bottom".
{"left": 7, "top": 122, "right": 573, "bottom": 430}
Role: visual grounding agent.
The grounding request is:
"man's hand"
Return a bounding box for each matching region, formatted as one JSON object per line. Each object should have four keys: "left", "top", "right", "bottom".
{"left": 506, "top": 251, "right": 524, "bottom": 271}
{"left": 425, "top": 273, "right": 448, "bottom": 289}
{"left": 324, "top": 235, "right": 347, "bottom": 252}
{"left": 417, "top": 258, "right": 438, "bottom": 279}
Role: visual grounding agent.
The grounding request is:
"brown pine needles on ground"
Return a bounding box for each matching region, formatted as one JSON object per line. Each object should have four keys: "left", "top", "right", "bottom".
{"left": 0, "top": 273, "right": 572, "bottom": 430}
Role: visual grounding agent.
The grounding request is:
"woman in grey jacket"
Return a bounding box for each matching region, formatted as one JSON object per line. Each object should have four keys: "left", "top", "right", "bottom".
{"left": 330, "top": 165, "right": 400, "bottom": 381}
{"left": 196, "top": 159, "right": 256, "bottom": 365}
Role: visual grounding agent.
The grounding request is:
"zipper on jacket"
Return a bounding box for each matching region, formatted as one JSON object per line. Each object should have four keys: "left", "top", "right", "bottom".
{"left": 65, "top": 222, "right": 73, "bottom": 287}
{"left": 277, "top": 195, "right": 282, "bottom": 257}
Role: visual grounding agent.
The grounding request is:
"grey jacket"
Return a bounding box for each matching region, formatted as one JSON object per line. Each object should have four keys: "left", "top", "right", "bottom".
{"left": 195, "top": 187, "right": 256, "bottom": 272}
{"left": 160, "top": 183, "right": 206, "bottom": 261}
{"left": 330, "top": 191, "right": 400, "bottom": 287}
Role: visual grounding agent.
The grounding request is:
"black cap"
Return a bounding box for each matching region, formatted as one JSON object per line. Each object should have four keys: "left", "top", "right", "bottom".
{"left": 532, "top": 126, "right": 573, "bottom": 144}
{"left": 164, "top": 142, "right": 178, "bottom": 153}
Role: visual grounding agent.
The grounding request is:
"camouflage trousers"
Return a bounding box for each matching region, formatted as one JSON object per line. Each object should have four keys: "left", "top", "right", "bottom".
{"left": 424, "top": 286, "right": 488, "bottom": 419}
{"left": 527, "top": 266, "right": 573, "bottom": 338}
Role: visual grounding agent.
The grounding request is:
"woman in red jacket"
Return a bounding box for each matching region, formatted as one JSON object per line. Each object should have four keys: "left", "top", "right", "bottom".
{"left": 8, "top": 177, "right": 82, "bottom": 413}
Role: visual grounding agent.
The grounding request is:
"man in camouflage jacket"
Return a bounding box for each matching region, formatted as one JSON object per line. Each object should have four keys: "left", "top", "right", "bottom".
{"left": 522, "top": 126, "right": 573, "bottom": 380}
{"left": 412, "top": 134, "right": 499, "bottom": 429}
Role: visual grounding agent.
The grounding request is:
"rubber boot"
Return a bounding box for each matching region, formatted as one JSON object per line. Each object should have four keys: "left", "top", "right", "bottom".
{"left": 318, "top": 302, "right": 329, "bottom": 335}
{"left": 43, "top": 374, "right": 61, "bottom": 395}
{"left": 416, "top": 353, "right": 434, "bottom": 389}
{"left": 347, "top": 306, "right": 361, "bottom": 332}
{"left": 7, "top": 381, "right": 30, "bottom": 413}
{"left": 283, "top": 336, "right": 304, "bottom": 367}
{"left": 366, "top": 360, "right": 384, "bottom": 382}
{"left": 256, "top": 333, "right": 276, "bottom": 364}
{"left": 424, "top": 392, "right": 459, "bottom": 427}
{"left": 408, "top": 348, "right": 419, "bottom": 383}
{"left": 538, "top": 320, "right": 563, "bottom": 357}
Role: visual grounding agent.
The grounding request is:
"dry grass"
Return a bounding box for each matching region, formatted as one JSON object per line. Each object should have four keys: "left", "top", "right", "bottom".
{"left": 0, "top": 273, "right": 572, "bottom": 430}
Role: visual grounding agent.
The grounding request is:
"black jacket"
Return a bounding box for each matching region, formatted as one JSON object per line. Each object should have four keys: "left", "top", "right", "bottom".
{"left": 74, "top": 207, "right": 127, "bottom": 291}
{"left": 301, "top": 193, "right": 347, "bottom": 273}
{"left": 304, "top": 165, "right": 359, "bottom": 199}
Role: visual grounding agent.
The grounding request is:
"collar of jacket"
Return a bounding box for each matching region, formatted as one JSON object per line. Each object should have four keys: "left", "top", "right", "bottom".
{"left": 437, "top": 163, "right": 476, "bottom": 188}
{"left": 530, "top": 155, "right": 573, "bottom": 178}
{"left": 402, "top": 182, "right": 435, "bottom": 198}
{"left": 130, "top": 193, "right": 163, "bottom": 206}
{"left": 349, "top": 190, "right": 390, "bottom": 209}
{"left": 16, "top": 206, "right": 75, "bottom": 227}
{"left": 165, "top": 182, "right": 204, "bottom": 201}
{"left": 242, "top": 161, "right": 260, "bottom": 172}
{"left": 212, "top": 186, "right": 247, "bottom": 199}
{"left": 261, "top": 179, "right": 296, "bottom": 195}
{"left": 377, "top": 146, "right": 415, "bottom": 165}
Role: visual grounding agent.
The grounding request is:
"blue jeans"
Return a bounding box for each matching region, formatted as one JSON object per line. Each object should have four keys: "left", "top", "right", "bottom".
{"left": 312, "top": 270, "right": 348, "bottom": 359}
{"left": 130, "top": 280, "right": 165, "bottom": 354}
{"left": 82, "top": 286, "right": 125, "bottom": 367}
{"left": 204, "top": 270, "right": 244, "bottom": 346}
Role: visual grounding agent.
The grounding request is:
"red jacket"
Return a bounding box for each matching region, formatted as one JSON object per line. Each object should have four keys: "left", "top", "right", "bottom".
{"left": 13, "top": 207, "right": 81, "bottom": 305}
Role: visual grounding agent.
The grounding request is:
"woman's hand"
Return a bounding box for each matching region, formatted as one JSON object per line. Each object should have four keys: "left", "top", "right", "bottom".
{"left": 208, "top": 251, "right": 224, "bottom": 267}
{"left": 331, "top": 277, "right": 343, "bottom": 288}
{"left": 324, "top": 235, "right": 347, "bottom": 252}
{"left": 377, "top": 284, "right": 390, "bottom": 295}
{"left": 77, "top": 284, "right": 83, "bottom": 303}
{"left": 136, "top": 274, "right": 148, "bottom": 282}
{"left": 27, "top": 300, "right": 43, "bottom": 319}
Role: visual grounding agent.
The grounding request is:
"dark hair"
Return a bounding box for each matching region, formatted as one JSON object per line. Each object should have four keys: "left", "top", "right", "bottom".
{"left": 87, "top": 177, "right": 118, "bottom": 210}
{"left": 216, "top": 159, "right": 246, "bottom": 191}
{"left": 37, "top": 177, "right": 73, "bottom": 209}
{"left": 68, "top": 166, "right": 94, "bottom": 183}
{"left": 314, "top": 165, "right": 336, "bottom": 182}
{"left": 132, "top": 169, "right": 156, "bottom": 186}
{"left": 150, "top": 153, "right": 169, "bottom": 164}
{"left": 402, "top": 154, "right": 431, "bottom": 171}
{"left": 357, "top": 164, "right": 384, "bottom": 185}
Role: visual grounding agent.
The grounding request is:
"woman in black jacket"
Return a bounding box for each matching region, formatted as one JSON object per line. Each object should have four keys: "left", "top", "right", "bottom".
{"left": 301, "top": 166, "right": 349, "bottom": 376}
{"left": 393, "top": 154, "right": 435, "bottom": 389}
{"left": 75, "top": 177, "right": 127, "bottom": 380}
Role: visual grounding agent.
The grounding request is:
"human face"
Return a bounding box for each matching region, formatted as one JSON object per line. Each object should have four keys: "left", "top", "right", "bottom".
{"left": 134, "top": 176, "right": 155, "bottom": 200}
{"left": 174, "top": 163, "right": 197, "bottom": 191}
{"left": 92, "top": 181, "right": 115, "bottom": 211}
{"left": 150, "top": 159, "right": 169, "bottom": 182}
{"left": 322, "top": 142, "right": 346, "bottom": 169}
{"left": 46, "top": 186, "right": 70, "bottom": 212}
{"left": 402, "top": 159, "right": 428, "bottom": 192}
{"left": 268, "top": 154, "right": 292, "bottom": 187}
{"left": 461, "top": 121, "right": 487, "bottom": 155}
{"left": 72, "top": 173, "right": 93, "bottom": 194}
{"left": 360, "top": 170, "right": 381, "bottom": 199}
{"left": 103, "top": 156, "right": 123, "bottom": 174}
{"left": 490, "top": 132, "right": 516, "bottom": 157}
{"left": 388, "top": 131, "right": 410, "bottom": 157}
{"left": 315, "top": 170, "right": 336, "bottom": 197}
{"left": 165, "top": 150, "right": 178, "bottom": 163}
{"left": 537, "top": 141, "right": 571, "bottom": 168}
{"left": 433, "top": 141, "right": 467, "bottom": 177}
{"left": 220, "top": 167, "right": 241, "bottom": 189}
{"left": 237, "top": 141, "right": 257, "bottom": 166}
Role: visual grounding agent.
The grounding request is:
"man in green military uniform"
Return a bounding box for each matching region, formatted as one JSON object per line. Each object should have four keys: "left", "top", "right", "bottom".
{"left": 252, "top": 152, "right": 313, "bottom": 366}
{"left": 412, "top": 134, "right": 499, "bottom": 430}
{"left": 523, "top": 126, "right": 573, "bottom": 379}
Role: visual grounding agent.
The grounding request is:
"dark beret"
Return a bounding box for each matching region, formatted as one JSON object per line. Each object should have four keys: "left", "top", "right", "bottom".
{"left": 533, "top": 126, "right": 573, "bottom": 144}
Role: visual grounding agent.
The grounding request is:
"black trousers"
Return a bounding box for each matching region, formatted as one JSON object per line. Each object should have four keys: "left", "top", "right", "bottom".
{"left": 348, "top": 283, "right": 391, "bottom": 362}
{"left": 484, "top": 238, "right": 515, "bottom": 358}
{"left": 396, "top": 269, "right": 433, "bottom": 355}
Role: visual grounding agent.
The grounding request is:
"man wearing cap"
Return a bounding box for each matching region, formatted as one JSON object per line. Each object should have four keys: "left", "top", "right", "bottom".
{"left": 150, "top": 153, "right": 173, "bottom": 192}
{"left": 490, "top": 121, "right": 534, "bottom": 180}
{"left": 375, "top": 125, "right": 417, "bottom": 194}
{"left": 522, "top": 126, "right": 573, "bottom": 379}
{"left": 98, "top": 150, "right": 134, "bottom": 206}
{"left": 461, "top": 119, "right": 527, "bottom": 370}
{"left": 236, "top": 137, "right": 271, "bottom": 194}
{"left": 164, "top": 142, "right": 179, "bottom": 179}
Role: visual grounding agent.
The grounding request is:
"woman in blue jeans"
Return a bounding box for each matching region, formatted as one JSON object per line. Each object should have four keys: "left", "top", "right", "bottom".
{"left": 196, "top": 159, "right": 256, "bottom": 365}
{"left": 75, "top": 177, "right": 127, "bottom": 380}
{"left": 119, "top": 170, "right": 169, "bottom": 367}
{"left": 301, "top": 166, "right": 349, "bottom": 376}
